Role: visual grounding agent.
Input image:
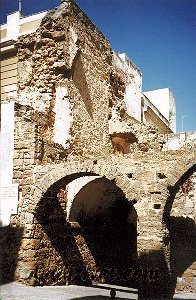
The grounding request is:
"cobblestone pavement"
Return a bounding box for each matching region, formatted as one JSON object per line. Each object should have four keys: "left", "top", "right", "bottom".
{"left": 0, "top": 282, "right": 195, "bottom": 300}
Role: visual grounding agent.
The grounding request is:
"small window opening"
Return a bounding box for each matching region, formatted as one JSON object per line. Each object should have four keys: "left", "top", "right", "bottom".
{"left": 154, "top": 203, "right": 161, "bottom": 209}
{"left": 127, "top": 173, "right": 133, "bottom": 178}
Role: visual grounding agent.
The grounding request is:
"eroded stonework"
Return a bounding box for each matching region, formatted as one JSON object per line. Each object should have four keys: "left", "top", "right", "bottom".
{"left": 0, "top": 0, "right": 195, "bottom": 298}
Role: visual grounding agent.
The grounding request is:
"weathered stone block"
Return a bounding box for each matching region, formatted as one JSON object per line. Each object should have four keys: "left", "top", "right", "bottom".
{"left": 21, "top": 239, "right": 40, "bottom": 250}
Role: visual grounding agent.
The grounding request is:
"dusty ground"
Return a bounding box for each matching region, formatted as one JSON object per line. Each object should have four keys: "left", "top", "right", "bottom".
{"left": 0, "top": 282, "right": 195, "bottom": 300}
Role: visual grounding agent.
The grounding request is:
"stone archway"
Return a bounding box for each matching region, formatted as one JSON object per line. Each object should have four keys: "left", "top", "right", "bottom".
{"left": 163, "top": 163, "right": 196, "bottom": 293}
{"left": 66, "top": 175, "right": 101, "bottom": 221}
{"left": 68, "top": 176, "right": 138, "bottom": 282}
{"left": 25, "top": 153, "right": 195, "bottom": 216}
{"left": 28, "top": 159, "right": 129, "bottom": 215}
{"left": 166, "top": 156, "right": 196, "bottom": 187}
{"left": 19, "top": 170, "right": 138, "bottom": 286}
{"left": 14, "top": 154, "right": 195, "bottom": 288}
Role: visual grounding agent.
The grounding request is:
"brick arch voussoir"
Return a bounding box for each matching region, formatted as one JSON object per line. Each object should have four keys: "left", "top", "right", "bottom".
{"left": 167, "top": 155, "right": 196, "bottom": 187}
{"left": 31, "top": 159, "right": 126, "bottom": 214}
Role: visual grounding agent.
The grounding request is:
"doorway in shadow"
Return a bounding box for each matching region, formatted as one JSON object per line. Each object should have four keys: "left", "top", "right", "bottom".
{"left": 33, "top": 173, "right": 138, "bottom": 287}
{"left": 163, "top": 164, "right": 196, "bottom": 296}
{"left": 69, "top": 177, "right": 138, "bottom": 286}
{"left": 134, "top": 165, "right": 195, "bottom": 300}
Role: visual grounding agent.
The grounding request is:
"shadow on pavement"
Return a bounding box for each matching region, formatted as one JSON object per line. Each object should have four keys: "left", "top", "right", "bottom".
{"left": 92, "top": 284, "right": 138, "bottom": 294}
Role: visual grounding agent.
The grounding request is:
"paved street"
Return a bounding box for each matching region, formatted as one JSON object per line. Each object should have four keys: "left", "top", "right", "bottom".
{"left": 0, "top": 282, "right": 196, "bottom": 300}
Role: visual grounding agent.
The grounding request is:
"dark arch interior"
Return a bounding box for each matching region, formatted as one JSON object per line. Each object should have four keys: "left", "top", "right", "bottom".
{"left": 69, "top": 177, "right": 138, "bottom": 279}
{"left": 162, "top": 164, "right": 196, "bottom": 294}
{"left": 34, "top": 173, "right": 138, "bottom": 286}
{"left": 69, "top": 177, "right": 130, "bottom": 224}
{"left": 27, "top": 166, "right": 196, "bottom": 297}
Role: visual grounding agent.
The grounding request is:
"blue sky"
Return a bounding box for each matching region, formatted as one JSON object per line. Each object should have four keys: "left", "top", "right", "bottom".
{"left": 1, "top": 0, "right": 195, "bottom": 132}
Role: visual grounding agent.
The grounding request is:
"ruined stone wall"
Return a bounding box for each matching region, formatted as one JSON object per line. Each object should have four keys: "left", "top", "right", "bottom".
{"left": 16, "top": 0, "right": 113, "bottom": 159}
{"left": 3, "top": 0, "right": 194, "bottom": 296}
{"left": 15, "top": 0, "right": 168, "bottom": 160}
{"left": 109, "top": 52, "right": 165, "bottom": 154}
{"left": 13, "top": 103, "right": 37, "bottom": 224}
{"left": 109, "top": 113, "right": 165, "bottom": 153}
{"left": 12, "top": 102, "right": 69, "bottom": 226}
{"left": 11, "top": 148, "right": 195, "bottom": 295}
{"left": 169, "top": 172, "right": 196, "bottom": 292}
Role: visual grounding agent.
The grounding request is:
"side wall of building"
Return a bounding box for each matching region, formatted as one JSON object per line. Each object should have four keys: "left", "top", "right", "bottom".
{"left": 144, "top": 88, "right": 176, "bottom": 133}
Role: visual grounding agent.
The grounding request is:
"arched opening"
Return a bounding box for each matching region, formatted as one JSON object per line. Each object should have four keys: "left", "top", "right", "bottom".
{"left": 69, "top": 177, "right": 138, "bottom": 283}
{"left": 163, "top": 164, "right": 196, "bottom": 293}
{"left": 110, "top": 132, "right": 138, "bottom": 154}
{"left": 33, "top": 173, "right": 138, "bottom": 286}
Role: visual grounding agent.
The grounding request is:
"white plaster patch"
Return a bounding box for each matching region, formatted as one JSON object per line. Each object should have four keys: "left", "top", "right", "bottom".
{"left": 69, "top": 27, "right": 79, "bottom": 68}
{"left": 0, "top": 102, "right": 18, "bottom": 226}
{"left": 18, "top": 92, "right": 51, "bottom": 112}
{"left": 0, "top": 183, "right": 18, "bottom": 226}
{"left": 0, "top": 102, "right": 14, "bottom": 186}
{"left": 124, "top": 82, "right": 141, "bottom": 121}
{"left": 113, "top": 51, "right": 142, "bottom": 121}
{"left": 53, "top": 85, "right": 73, "bottom": 147}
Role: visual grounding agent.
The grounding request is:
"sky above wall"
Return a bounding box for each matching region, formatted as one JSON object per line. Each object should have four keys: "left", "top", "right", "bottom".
{"left": 1, "top": 0, "right": 195, "bottom": 132}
